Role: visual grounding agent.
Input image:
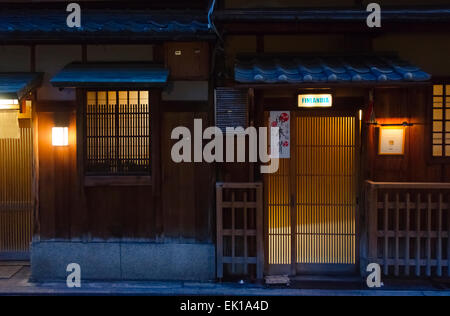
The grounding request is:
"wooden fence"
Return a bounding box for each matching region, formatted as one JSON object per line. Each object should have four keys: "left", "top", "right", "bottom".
{"left": 366, "top": 181, "right": 450, "bottom": 277}
{"left": 216, "top": 183, "right": 263, "bottom": 280}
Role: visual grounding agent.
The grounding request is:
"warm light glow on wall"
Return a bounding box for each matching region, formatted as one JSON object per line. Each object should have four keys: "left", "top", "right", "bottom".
{"left": 379, "top": 126, "right": 405, "bottom": 155}
{"left": 0, "top": 99, "right": 19, "bottom": 110}
{"left": 52, "top": 127, "right": 69, "bottom": 147}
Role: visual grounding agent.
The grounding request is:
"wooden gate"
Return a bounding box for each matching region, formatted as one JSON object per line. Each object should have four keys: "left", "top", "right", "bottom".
{"left": 216, "top": 183, "right": 264, "bottom": 280}
{"left": 0, "top": 119, "right": 34, "bottom": 260}
{"left": 266, "top": 113, "right": 358, "bottom": 275}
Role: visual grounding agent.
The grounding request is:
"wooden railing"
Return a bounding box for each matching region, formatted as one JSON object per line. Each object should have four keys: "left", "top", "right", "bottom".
{"left": 366, "top": 181, "right": 450, "bottom": 277}
{"left": 216, "top": 183, "right": 264, "bottom": 280}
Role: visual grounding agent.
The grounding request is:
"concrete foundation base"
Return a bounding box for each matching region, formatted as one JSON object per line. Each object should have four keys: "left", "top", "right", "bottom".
{"left": 31, "top": 241, "right": 216, "bottom": 282}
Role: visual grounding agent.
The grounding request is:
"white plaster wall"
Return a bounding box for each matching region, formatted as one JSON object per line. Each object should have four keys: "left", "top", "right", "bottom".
{"left": 0, "top": 46, "right": 30, "bottom": 72}
{"left": 36, "top": 45, "right": 81, "bottom": 101}
{"left": 87, "top": 45, "right": 154, "bottom": 62}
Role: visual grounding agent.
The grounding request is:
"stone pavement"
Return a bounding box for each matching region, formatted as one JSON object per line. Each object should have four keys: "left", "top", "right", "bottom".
{"left": 0, "top": 262, "right": 449, "bottom": 296}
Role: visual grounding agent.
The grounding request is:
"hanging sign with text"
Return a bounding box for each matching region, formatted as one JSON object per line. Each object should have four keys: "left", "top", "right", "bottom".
{"left": 298, "top": 94, "right": 333, "bottom": 108}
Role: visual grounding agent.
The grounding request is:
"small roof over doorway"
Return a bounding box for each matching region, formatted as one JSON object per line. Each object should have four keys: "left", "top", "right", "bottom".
{"left": 51, "top": 62, "right": 169, "bottom": 89}
{"left": 234, "top": 54, "right": 431, "bottom": 85}
{"left": 0, "top": 73, "right": 43, "bottom": 100}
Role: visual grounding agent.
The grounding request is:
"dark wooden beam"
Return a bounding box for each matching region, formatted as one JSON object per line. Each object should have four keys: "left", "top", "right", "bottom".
{"left": 30, "top": 45, "right": 36, "bottom": 72}
{"left": 150, "top": 89, "right": 163, "bottom": 238}
{"left": 160, "top": 101, "right": 209, "bottom": 112}
{"left": 75, "top": 88, "right": 89, "bottom": 240}
{"left": 0, "top": 35, "right": 216, "bottom": 46}
{"left": 256, "top": 36, "right": 264, "bottom": 54}
{"left": 36, "top": 101, "right": 77, "bottom": 113}
{"left": 81, "top": 45, "right": 87, "bottom": 63}
{"left": 221, "top": 21, "right": 450, "bottom": 35}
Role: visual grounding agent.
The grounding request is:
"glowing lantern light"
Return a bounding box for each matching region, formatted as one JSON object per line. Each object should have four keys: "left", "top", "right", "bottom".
{"left": 0, "top": 99, "right": 19, "bottom": 110}
{"left": 52, "top": 127, "right": 69, "bottom": 147}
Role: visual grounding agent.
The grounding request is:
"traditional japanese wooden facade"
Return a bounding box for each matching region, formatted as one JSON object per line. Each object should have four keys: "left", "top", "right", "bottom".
{"left": 0, "top": 0, "right": 218, "bottom": 281}
{"left": 0, "top": 0, "right": 449, "bottom": 283}
{"left": 214, "top": 1, "right": 450, "bottom": 280}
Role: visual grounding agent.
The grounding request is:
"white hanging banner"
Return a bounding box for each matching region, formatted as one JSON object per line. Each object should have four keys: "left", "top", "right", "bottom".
{"left": 269, "top": 111, "right": 290, "bottom": 159}
{"left": 0, "top": 110, "right": 20, "bottom": 139}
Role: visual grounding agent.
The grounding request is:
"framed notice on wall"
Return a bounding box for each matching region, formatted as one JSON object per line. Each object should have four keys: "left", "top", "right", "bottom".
{"left": 379, "top": 126, "right": 406, "bottom": 155}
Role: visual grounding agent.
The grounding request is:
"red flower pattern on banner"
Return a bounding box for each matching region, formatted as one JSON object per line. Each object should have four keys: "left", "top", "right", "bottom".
{"left": 280, "top": 113, "right": 289, "bottom": 122}
{"left": 269, "top": 111, "right": 290, "bottom": 159}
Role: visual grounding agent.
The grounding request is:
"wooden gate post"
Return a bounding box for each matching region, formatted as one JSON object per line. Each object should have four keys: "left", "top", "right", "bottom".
{"left": 367, "top": 183, "right": 378, "bottom": 265}
{"left": 216, "top": 184, "right": 223, "bottom": 280}
{"left": 256, "top": 183, "right": 264, "bottom": 280}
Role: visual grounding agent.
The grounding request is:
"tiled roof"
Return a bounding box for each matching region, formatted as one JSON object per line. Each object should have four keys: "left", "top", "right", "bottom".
{"left": 235, "top": 55, "right": 431, "bottom": 84}
{"left": 0, "top": 73, "right": 43, "bottom": 99}
{"left": 216, "top": 8, "right": 450, "bottom": 22}
{"left": 51, "top": 63, "right": 169, "bottom": 88}
{"left": 0, "top": 9, "right": 211, "bottom": 40}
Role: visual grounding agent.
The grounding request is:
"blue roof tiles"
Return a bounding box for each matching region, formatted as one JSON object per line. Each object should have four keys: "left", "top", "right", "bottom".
{"left": 50, "top": 63, "right": 169, "bottom": 88}
{"left": 0, "top": 73, "right": 43, "bottom": 100}
{"left": 235, "top": 55, "right": 431, "bottom": 84}
{"left": 0, "top": 9, "right": 212, "bottom": 40}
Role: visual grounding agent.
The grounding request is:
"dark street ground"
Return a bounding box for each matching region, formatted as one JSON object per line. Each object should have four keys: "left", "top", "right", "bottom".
{"left": 1, "top": 261, "right": 449, "bottom": 296}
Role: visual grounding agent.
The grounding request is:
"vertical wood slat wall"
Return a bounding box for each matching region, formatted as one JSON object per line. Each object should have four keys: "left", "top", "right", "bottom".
{"left": 86, "top": 91, "right": 150, "bottom": 175}
{"left": 267, "top": 159, "right": 291, "bottom": 265}
{"left": 367, "top": 181, "right": 450, "bottom": 277}
{"left": 266, "top": 115, "right": 356, "bottom": 267}
{"left": 296, "top": 116, "right": 356, "bottom": 265}
{"left": 0, "top": 121, "right": 33, "bottom": 254}
{"left": 216, "top": 183, "right": 263, "bottom": 280}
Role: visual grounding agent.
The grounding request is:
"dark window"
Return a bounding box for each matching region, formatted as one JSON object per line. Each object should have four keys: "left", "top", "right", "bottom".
{"left": 85, "top": 90, "right": 150, "bottom": 175}
{"left": 432, "top": 84, "right": 450, "bottom": 157}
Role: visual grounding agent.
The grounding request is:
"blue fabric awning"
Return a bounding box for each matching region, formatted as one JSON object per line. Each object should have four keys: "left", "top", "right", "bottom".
{"left": 235, "top": 55, "right": 431, "bottom": 84}
{"left": 51, "top": 63, "right": 169, "bottom": 88}
{"left": 0, "top": 73, "right": 43, "bottom": 100}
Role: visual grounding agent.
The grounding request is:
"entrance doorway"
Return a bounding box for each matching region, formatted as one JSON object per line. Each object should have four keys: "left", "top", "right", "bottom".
{"left": 0, "top": 116, "right": 34, "bottom": 260}
{"left": 266, "top": 112, "right": 359, "bottom": 275}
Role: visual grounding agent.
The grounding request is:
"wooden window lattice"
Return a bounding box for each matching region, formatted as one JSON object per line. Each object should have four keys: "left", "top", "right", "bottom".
{"left": 85, "top": 90, "right": 150, "bottom": 176}
{"left": 432, "top": 84, "right": 450, "bottom": 157}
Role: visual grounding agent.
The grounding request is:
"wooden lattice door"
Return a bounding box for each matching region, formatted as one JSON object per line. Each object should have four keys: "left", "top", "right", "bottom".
{"left": 0, "top": 119, "right": 34, "bottom": 260}
{"left": 266, "top": 112, "right": 358, "bottom": 275}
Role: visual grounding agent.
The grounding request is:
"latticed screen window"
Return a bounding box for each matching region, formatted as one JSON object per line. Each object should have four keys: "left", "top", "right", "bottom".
{"left": 86, "top": 91, "right": 150, "bottom": 175}
{"left": 432, "top": 84, "right": 450, "bottom": 157}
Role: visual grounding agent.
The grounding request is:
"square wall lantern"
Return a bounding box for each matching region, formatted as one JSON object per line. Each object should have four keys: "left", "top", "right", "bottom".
{"left": 52, "top": 127, "right": 69, "bottom": 147}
